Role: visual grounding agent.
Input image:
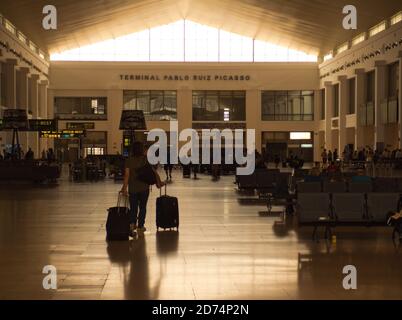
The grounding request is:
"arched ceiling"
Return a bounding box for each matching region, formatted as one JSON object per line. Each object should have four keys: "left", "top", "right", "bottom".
{"left": 0, "top": 0, "right": 401, "bottom": 56}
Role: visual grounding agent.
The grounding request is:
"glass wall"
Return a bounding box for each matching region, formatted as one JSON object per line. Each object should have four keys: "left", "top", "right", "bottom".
{"left": 320, "top": 89, "right": 325, "bottom": 120}
{"left": 54, "top": 97, "right": 107, "bottom": 120}
{"left": 261, "top": 91, "right": 314, "bottom": 121}
{"left": 192, "top": 91, "right": 245, "bottom": 121}
{"left": 123, "top": 90, "right": 177, "bottom": 121}
{"left": 333, "top": 84, "right": 339, "bottom": 117}
{"left": 366, "top": 71, "right": 375, "bottom": 103}
{"left": 388, "top": 62, "right": 399, "bottom": 98}
{"left": 51, "top": 20, "right": 318, "bottom": 62}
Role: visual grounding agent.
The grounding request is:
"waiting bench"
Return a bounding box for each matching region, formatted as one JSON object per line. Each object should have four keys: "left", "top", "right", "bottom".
{"left": 297, "top": 192, "right": 400, "bottom": 241}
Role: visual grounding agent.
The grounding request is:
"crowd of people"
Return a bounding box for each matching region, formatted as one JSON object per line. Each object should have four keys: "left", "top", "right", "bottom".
{"left": 321, "top": 146, "right": 402, "bottom": 166}
{"left": 0, "top": 147, "right": 56, "bottom": 163}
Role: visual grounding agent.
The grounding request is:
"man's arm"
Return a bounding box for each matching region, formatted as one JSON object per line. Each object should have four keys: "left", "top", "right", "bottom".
{"left": 121, "top": 168, "right": 130, "bottom": 195}
{"left": 152, "top": 167, "right": 165, "bottom": 189}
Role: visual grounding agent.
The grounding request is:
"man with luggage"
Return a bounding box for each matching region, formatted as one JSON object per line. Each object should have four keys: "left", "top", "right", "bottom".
{"left": 121, "top": 141, "right": 165, "bottom": 237}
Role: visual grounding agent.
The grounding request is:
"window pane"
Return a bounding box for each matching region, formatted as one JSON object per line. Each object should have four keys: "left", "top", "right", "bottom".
{"left": 150, "top": 20, "right": 184, "bottom": 61}
{"left": 262, "top": 91, "right": 314, "bottom": 121}
{"left": 54, "top": 97, "right": 107, "bottom": 119}
{"left": 162, "top": 91, "right": 177, "bottom": 120}
{"left": 262, "top": 92, "right": 275, "bottom": 121}
{"left": 232, "top": 91, "right": 246, "bottom": 121}
{"left": 275, "top": 94, "right": 288, "bottom": 121}
{"left": 219, "top": 30, "right": 253, "bottom": 62}
{"left": 254, "top": 39, "right": 317, "bottom": 62}
{"left": 219, "top": 91, "right": 232, "bottom": 121}
{"left": 321, "top": 89, "right": 326, "bottom": 120}
{"left": 205, "top": 92, "right": 219, "bottom": 121}
{"left": 289, "top": 94, "right": 302, "bottom": 121}
{"left": 366, "top": 71, "right": 375, "bottom": 103}
{"left": 185, "top": 20, "right": 219, "bottom": 61}
{"left": 192, "top": 91, "right": 245, "bottom": 121}
{"left": 333, "top": 84, "right": 339, "bottom": 117}
{"left": 123, "top": 91, "right": 176, "bottom": 120}
{"left": 137, "top": 91, "right": 150, "bottom": 114}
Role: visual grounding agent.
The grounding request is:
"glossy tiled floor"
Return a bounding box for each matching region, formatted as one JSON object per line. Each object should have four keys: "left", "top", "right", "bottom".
{"left": 0, "top": 169, "right": 402, "bottom": 300}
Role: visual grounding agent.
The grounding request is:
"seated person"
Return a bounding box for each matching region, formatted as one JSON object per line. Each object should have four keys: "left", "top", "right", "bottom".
{"left": 327, "top": 161, "right": 338, "bottom": 174}
{"left": 309, "top": 162, "right": 321, "bottom": 176}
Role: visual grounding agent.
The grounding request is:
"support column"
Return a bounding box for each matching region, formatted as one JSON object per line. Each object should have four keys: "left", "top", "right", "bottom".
{"left": 324, "top": 81, "right": 333, "bottom": 152}
{"left": 29, "top": 74, "right": 40, "bottom": 157}
{"left": 107, "top": 89, "right": 123, "bottom": 155}
{"left": 246, "top": 89, "right": 261, "bottom": 153}
{"left": 38, "top": 80, "right": 49, "bottom": 151}
{"left": 0, "top": 60, "right": 4, "bottom": 151}
{"left": 4, "top": 59, "right": 17, "bottom": 109}
{"left": 398, "top": 53, "right": 402, "bottom": 149}
{"left": 313, "top": 90, "right": 322, "bottom": 162}
{"left": 4, "top": 59, "right": 17, "bottom": 149}
{"left": 176, "top": 88, "right": 193, "bottom": 153}
{"left": 17, "top": 67, "right": 30, "bottom": 153}
{"left": 355, "top": 69, "right": 365, "bottom": 149}
{"left": 338, "top": 75, "right": 347, "bottom": 154}
{"left": 177, "top": 88, "right": 192, "bottom": 135}
{"left": 374, "top": 61, "right": 387, "bottom": 150}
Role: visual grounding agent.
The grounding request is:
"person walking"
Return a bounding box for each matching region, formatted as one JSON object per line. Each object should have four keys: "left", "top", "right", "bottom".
{"left": 121, "top": 141, "right": 165, "bottom": 237}
{"left": 164, "top": 147, "right": 173, "bottom": 181}
{"left": 321, "top": 149, "right": 328, "bottom": 167}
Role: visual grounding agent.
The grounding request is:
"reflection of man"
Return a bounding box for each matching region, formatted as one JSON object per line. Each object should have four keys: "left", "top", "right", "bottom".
{"left": 125, "top": 238, "right": 162, "bottom": 300}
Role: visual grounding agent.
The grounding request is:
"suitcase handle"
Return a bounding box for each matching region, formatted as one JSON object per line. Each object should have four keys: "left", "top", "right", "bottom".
{"left": 117, "top": 191, "right": 129, "bottom": 208}
{"left": 159, "top": 184, "right": 167, "bottom": 196}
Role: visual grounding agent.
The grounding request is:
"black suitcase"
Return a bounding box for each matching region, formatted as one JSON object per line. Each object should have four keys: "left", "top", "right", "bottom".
{"left": 182, "top": 164, "right": 191, "bottom": 178}
{"left": 156, "top": 185, "right": 179, "bottom": 231}
{"left": 106, "top": 192, "right": 130, "bottom": 241}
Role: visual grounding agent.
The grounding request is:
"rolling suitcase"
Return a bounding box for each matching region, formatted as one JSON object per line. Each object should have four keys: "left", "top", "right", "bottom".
{"left": 106, "top": 192, "right": 130, "bottom": 241}
{"left": 156, "top": 185, "right": 179, "bottom": 231}
{"left": 182, "top": 164, "right": 191, "bottom": 178}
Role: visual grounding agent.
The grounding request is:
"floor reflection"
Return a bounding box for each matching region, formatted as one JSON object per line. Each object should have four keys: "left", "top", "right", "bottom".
{"left": 106, "top": 231, "right": 179, "bottom": 299}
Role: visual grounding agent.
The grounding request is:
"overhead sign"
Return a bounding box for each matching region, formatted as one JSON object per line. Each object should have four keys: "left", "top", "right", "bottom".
{"left": 66, "top": 122, "right": 95, "bottom": 130}
{"left": 40, "top": 130, "right": 86, "bottom": 139}
{"left": 119, "top": 110, "right": 146, "bottom": 130}
{"left": 0, "top": 118, "right": 57, "bottom": 132}
{"left": 2, "top": 109, "right": 29, "bottom": 129}
{"left": 28, "top": 119, "right": 57, "bottom": 131}
{"left": 192, "top": 123, "right": 247, "bottom": 130}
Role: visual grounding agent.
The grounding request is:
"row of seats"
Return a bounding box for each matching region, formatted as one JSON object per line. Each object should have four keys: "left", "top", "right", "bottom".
{"left": 0, "top": 165, "right": 60, "bottom": 182}
{"left": 237, "top": 169, "right": 290, "bottom": 191}
{"left": 297, "top": 192, "right": 400, "bottom": 224}
{"left": 297, "top": 177, "right": 402, "bottom": 194}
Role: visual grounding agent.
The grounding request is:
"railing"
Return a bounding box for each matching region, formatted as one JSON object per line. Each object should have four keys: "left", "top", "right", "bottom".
{"left": 0, "top": 12, "right": 48, "bottom": 61}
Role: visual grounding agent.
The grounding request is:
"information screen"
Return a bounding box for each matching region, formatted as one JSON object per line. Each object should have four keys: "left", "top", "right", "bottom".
{"left": 40, "top": 130, "right": 86, "bottom": 139}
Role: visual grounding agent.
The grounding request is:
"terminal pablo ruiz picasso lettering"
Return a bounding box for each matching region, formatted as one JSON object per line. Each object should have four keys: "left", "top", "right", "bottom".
{"left": 119, "top": 74, "right": 251, "bottom": 81}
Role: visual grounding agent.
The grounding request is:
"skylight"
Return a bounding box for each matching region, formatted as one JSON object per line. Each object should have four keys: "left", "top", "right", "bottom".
{"left": 50, "top": 20, "right": 318, "bottom": 63}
